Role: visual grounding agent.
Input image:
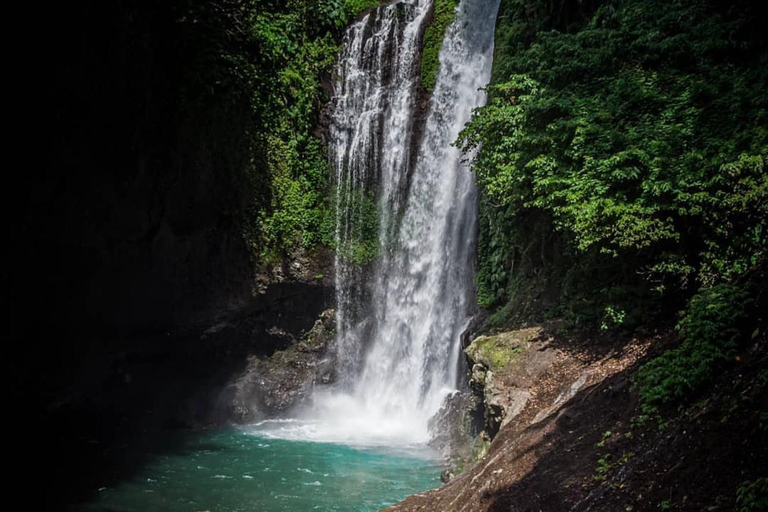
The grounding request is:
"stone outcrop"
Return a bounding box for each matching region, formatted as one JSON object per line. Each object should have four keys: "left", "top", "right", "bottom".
{"left": 221, "top": 309, "right": 337, "bottom": 423}
{"left": 466, "top": 327, "right": 559, "bottom": 434}
{"left": 387, "top": 326, "right": 768, "bottom": 512}
{"left": 433, "top": 326, "right": 561, "bottom": 481}
{"left": 428, "top": 389, "right": 485, "bottom": 481}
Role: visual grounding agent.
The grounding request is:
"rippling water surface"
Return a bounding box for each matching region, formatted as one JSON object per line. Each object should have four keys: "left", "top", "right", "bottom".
{"left": 81, "top": 424, "right": 441, "bottom": 512}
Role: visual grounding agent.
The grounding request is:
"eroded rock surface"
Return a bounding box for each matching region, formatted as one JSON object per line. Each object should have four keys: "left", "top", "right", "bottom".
{"left": 221, "top": 309, "right": 337, "bottom": 422}
{"left": 466, "top": 326, "right": 559, "bottom": 433}
{"left": 387, "top": 325, "right": 654, "bottom": 512}
{"left": 428, "top": 389, "right": 485, "bottom": 481}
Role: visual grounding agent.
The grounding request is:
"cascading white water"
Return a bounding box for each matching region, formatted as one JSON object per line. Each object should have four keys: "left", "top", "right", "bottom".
{"left": 330, "top": 0, "right": 431, "bottom": 387}
{"left": 261, "top": 0, "right": 500, "bottom": 447}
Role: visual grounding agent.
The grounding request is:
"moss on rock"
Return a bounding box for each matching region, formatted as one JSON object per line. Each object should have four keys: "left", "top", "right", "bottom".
{"left": 345, "top": 0, "right": 380, "bottom": 17}
{"left": 420, "top": 0, "right": 459, "bottom": 91}
{"left": 466, "top": 327, "right": 540, "bottom": 372}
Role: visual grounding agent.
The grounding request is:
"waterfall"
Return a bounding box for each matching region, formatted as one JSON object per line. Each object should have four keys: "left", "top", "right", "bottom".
{"left": 330, "top": 0, "right": 431, "bottom": 387}
{"left": 263, "top": 0, "right": 500, "bottom": 447}
{"left": 321, "top": 0, "right": 501, "bottom": 445}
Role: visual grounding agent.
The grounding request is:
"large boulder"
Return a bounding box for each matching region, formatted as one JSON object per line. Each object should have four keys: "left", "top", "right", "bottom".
{"left": 466, "top": 326, "right": 559, "bottom": 433}
{"left": 221, "top": 309, "right": 337, "bottom": 423}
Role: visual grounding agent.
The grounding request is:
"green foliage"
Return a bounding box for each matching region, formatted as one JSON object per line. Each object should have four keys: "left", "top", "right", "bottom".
{"left": 420, "top": 0, "right": 459, "bottom": 91}
{"left": 600, "top": 306, "right": 626, "bottom": 331}
{"left": 220, "top": 0, "right": 369, "bottom": 264}
{"left": 475, "top": 200, "right": 515, "bottom": 309}
{"left": 592, "top": 451, "right": 634, "bottom": 483}
{"left": 737, "top": 478, "right": 768, "bottom": 512}
{"left": 462, "top": 0, "right": 768, "bottom": 327}
{"left": 595, "top": 430, "right": 612, "bottom": 448}
{"left": 331, "top": 185, "right": 381, "bottom": 265}
{"left": 256, "top": 136, "right": 332, "bottom": 260}
{"left": 636, "top": 284, "right": 752, "bottom": 415}
{"left": 345, "top": 0, "right": 379, "bottom": 17}
{"left": 593, "top": 454, "right": 612, "bottom": 482}
{"left": 241, "top": 0, "right": 385, "bottom": 263}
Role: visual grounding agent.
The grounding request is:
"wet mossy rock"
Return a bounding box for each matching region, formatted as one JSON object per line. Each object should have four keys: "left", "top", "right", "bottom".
{"left": 470, "top": 430, "right": 492, "bottom": 461}
{"left": 420, "top": 0, "right": 460, "bottom": 91}
{"left": 223, "top": 308, "right": 337, "bottom": 422}
{"left": 465, "top": 326, "right": 561, "bottom": 436}
{"left": 466, "top": 327, "right": 540, "bottom": 372}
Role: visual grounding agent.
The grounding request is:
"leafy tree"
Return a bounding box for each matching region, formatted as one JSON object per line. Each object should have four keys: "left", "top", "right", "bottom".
{"left": 460, "top": 0, "right": 768, "bottom": 327}
{"left": 190, "top": 0, "right": 382, "bottom": 265}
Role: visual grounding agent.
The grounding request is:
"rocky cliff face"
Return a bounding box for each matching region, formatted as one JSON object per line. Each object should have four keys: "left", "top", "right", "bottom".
{"left": 23, "top": 3, "right": 338, "bottom": 509}
{"left": 387, "top": 325, "right": 768, "bottom": 512}
{"left": 20, "top": 1, "right": 255, "bottom": 343}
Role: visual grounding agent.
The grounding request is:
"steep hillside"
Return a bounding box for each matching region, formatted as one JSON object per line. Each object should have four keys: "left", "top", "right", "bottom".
{"left": 388, "top": 319, "right": 767, "bottom": 511}
{"left": 464, "top": 0, "right": 767, "bottom": 330}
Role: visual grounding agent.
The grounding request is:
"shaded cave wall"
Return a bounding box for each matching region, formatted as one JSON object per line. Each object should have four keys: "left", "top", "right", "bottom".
{"left": 15, "top": 4, "right": 324, "bottom": 508}
{"left": 18, "top": 0, "right": 256, "bottom": 347}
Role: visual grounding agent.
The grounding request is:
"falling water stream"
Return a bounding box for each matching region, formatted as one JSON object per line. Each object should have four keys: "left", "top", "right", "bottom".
{"left": 82, "top": 1, "right": 499, "bottom": 510}
{"left": 263, "top": 0, "right": 500, "bottom": 447}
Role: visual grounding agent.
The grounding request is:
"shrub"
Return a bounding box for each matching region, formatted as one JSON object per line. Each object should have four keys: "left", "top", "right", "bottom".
{"left": 737, "top": 478, "right": 768, "bottom": 512}
{"left": 345, "top": 0, "right": 379, "bottom": 17}
{"left": 636, "top": 284, "right": 752, "bottom": 414}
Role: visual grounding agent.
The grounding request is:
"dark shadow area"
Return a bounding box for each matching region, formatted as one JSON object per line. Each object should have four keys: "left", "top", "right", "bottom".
{"left": 29, "top": 281, "right": 332, "bottom": 511}
{"left": 11, "top": 1, "right": 268, "bottom": 509}
{"left": 36, "top": 332, "right": 244, "bottom": 510}
{"left": 11, "top": 0, "right": 340, "bottom": 507}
